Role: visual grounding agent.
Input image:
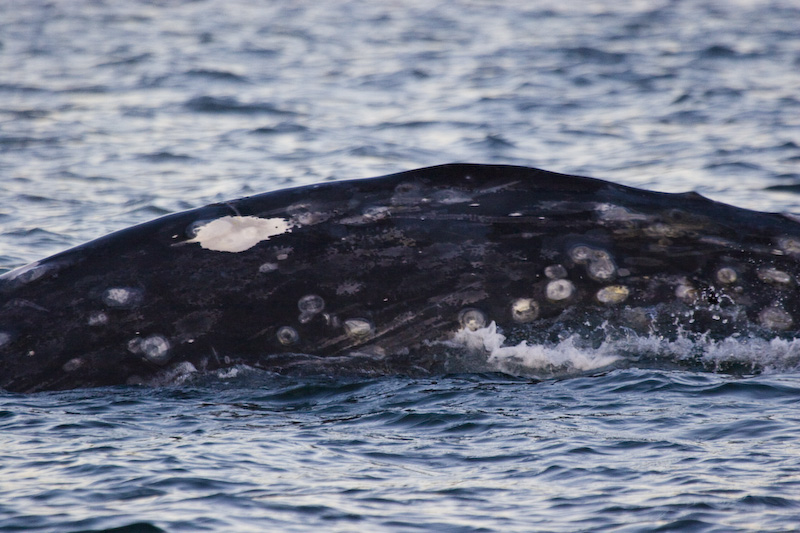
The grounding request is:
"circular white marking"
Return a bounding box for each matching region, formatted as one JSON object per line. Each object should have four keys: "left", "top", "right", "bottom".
{"left": 88, "top": 312, "right": 108, "bottom": 326}
{"left": 458, "top": 308, "right": 487, "bottom": 331}
{"left": 759, "top": 307, "right": 793, "bottom": 330}
{"left": 298, "top": 294, "right": 325, "bottom": 315}
{"left": 277, "top": 326, "right": 299, "bottom": 346}
{"left": 511, "top": 298, "right": 539, "bottom": 323}
{"left": 569, "top": 245, "right": 591, "bottom": 262}
{"left": 758, "top": 267, "right": 793, "bottom": 285}
{"left": 596, "top": 285, "right": 630, "bottom": 304}
{"left": 546, "top": 279, "right": 575, "bottom": 301}
{"left": 588, "top": 257, "right": 616, "bottom": 281}
{"left": 544, "top": 264, "right": 567, "bottom": 279}
{"left": 129, "top": 335, "right": 171, "bottom": 365}
{"left": 716, "top": 267, "right": 737, "bottom": 285}
{"left": 103, "top": 287, "right": 143, "bottom": 308}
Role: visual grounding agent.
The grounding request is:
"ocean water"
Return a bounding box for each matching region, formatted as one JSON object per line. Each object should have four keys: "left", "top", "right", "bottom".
{"left": 2, "top": 0, "right": 800, "bottom": 531}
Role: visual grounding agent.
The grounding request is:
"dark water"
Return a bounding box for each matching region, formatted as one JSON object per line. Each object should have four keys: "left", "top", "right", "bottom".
{"left": 2, "top": 0, "right": 800, "bottom": 531}
{"left": 3, "top": 372, "right": 800, "bottom": 532}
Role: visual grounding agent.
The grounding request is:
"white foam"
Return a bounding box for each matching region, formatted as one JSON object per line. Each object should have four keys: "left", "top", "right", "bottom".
{"left": 669, "top": 335, "right": 800, "bottom": 374}
{"left": 217, "top": 367, "right": 240, "bottom": 379}
{"left": 452, "top": 321, "right": 620, "bottom": 377}
{"left": 188, "top": 216, "right": 292, "bottom": 253}
{"left": 489, "top": 337, "right": 621, "bottom": 375}
{"left": 146, "top": 362, "right": 198, "bottom": 386}
{"left": 450, "top": 321, "right": 800, "bottom": 377}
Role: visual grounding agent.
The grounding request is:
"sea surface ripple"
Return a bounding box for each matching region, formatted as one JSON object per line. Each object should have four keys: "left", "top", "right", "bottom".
{"left": 3, "top": 371, "right": 800, "bottom": 532}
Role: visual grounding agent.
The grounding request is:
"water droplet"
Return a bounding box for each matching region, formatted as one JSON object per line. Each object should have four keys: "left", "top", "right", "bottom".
{"left": 344, "top": 318, "right": 374, "bottom": 339}
{"left": 759, "top": 307, "right": 793, "bottom": 330}
{"left": 511, "top": 298, "right": 539, "bottom": 322}
{"left": 277, "top": 326, "right": 299, "bottom": 346}
{"left": 544, "top": 264, "right": 567, "bottom": 279}
{"left": 596, "top": 285, "right": 630, "bottom": 304}
{"left": 546, "top": 279, "right": 575, "bottom": 301}
{"left": 716, "top": 267, "right": 737, "bottom": 284}
{"left": 458, "top": 308, "right": 487, "bottom": 331}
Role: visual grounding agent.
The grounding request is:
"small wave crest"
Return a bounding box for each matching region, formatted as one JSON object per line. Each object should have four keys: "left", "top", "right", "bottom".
{"left": 137, "top": 324, "right": 800, "bottom": 390}
{"left": 451, "top": 322, "right": 800, "bottom": 379}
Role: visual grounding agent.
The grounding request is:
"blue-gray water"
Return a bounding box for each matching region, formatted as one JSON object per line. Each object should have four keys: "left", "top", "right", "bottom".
{"left": 2, "top": 1, "right": 800, "bottom": 531}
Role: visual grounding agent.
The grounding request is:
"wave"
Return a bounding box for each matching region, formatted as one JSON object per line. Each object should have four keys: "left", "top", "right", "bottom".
{"left": 452, "top": 321, "right": 800, "bottom": 379}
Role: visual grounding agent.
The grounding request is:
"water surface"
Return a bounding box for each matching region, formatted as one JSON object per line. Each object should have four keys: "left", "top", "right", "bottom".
{"left": 2, "top": 1, "right": 800, "bottom": 531}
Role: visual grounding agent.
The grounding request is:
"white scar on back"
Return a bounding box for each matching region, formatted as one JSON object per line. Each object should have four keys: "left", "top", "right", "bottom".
{"left": 188, "top": 216, "right": 293, "bottom": 253}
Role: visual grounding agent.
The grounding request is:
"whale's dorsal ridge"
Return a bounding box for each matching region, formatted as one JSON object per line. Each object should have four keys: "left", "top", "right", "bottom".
{"left": 3, "top": 163, "right": 800, "bottom": 392}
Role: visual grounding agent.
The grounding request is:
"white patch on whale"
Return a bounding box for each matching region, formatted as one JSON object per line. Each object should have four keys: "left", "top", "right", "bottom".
{"left": 103, "top": 287, "right": 144, "bottom": 308}
{"left": 88, "top": 311, "right": 108, "bottom": 326}
{"left": 128, "top": 334, "right": 172, "bottom": 364}
{"left": 343, "top": 318, "right": 374, "bottom": 339}
{"left": 258, "top": 262, "right": 279, "bottom": 273}
{"left": 187, "top": 216, "right": 292, "bottom": 253}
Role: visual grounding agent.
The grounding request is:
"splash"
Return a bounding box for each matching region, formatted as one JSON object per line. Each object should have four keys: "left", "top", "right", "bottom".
{"left": 452, "top": 321, "right": 620, "bottom": 377}
{"left": 451, "top": 321, "right": 800, "bottom": 378}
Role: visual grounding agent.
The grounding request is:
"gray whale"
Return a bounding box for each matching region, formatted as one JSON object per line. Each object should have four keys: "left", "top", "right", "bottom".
{"left": 2, "top": 164, "right": 800, "bottom": 392}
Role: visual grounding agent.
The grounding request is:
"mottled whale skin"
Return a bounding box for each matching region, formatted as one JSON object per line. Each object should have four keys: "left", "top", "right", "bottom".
{"left": 3, "top": 163, "right": 800, "bottom": 392}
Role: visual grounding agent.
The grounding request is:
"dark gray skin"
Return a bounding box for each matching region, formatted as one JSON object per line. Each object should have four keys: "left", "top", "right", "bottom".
{"left": 3, "top": 163, "right": 800, "bottom": 392}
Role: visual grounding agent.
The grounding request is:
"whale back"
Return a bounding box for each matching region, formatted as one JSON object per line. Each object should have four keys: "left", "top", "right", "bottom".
{"left": 3, "top": 164, "right": 800, "bottom": 392}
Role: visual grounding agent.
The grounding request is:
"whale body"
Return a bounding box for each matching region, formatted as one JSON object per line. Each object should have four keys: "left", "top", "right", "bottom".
{"left": 3, "top": 163, "right": 800, "bottom": 392}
